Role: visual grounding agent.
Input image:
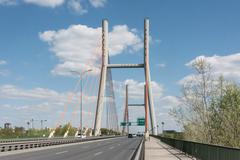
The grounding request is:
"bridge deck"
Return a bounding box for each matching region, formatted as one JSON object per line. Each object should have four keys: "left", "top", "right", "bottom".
{"left": 145, "top": 136, "right": 194, "bottom": 160}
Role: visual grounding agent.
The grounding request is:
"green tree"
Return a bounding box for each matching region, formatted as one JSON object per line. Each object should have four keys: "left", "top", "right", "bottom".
{"left": 210, "top": 84, "right": 240, "bottom": 147}
{"left": 14, "top": 127, "right": 25, "bottom": 138}
{"left": 54, "top": 123, "right": 77, "bottom": 137}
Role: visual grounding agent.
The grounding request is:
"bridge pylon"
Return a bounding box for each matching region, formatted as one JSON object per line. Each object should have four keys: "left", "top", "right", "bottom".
{"left": 93, "top": 19, "right": 157, "bottom": 136}
{"left": 122, "top": 85, "right": 129, "bottom": 135}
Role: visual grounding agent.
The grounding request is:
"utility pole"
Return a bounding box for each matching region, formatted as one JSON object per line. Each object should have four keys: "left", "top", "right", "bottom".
{"left": 40, "top": 120, "right": 47, "bottom": 129}
{"left": 161, "top": 122, "right": 165, "bottom": 134}
{"left": 30, "top": 119, "right": 34, "bottom": 129}
{"left": 80, "top": 72, "right": 83, "bottom": 135}
{"left": 27, "top": 122, "right": 30, "bottom": 130}
{"left": 71, "top": 69, "right": 92, "bottom": 136}
{"left": 125, "top": 85, "right": 129, "bottom": 134}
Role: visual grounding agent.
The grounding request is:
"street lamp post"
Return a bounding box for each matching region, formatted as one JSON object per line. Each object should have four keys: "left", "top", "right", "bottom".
{"left": 27, "top": 122, "right": 30, "bottom": 130}
{"left": 40, "top": 120, "right": 47, "bottom": 129}
{"left": 30, "top": 119, "right": 34, "bottom": 129}
{"left": 71, "top": 69, "right": 92, "bottom": 136}
{"left": 161, "top": 122, "right": 165, "bottom": 134}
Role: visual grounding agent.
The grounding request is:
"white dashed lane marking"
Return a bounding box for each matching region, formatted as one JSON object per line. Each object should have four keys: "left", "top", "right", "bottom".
{"left": 94, "top": 152, "right": 103, "bottom": 156}
{"left": 56, "top": 151, "right": 68, "bottom": 155}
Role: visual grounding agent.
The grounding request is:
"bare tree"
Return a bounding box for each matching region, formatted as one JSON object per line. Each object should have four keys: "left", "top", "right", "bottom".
{"left": 172, "top": 58, "right": 240, "bottom": 147}
{"left": 171, "top": 59, "right": 219, "bottom": 143}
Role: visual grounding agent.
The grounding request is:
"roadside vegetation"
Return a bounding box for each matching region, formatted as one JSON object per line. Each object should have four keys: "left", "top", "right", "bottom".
{"left": 0, "top": 123, "right": 120, "bottom": 139}
{"left": 171, "top": 58, "right": 240, "bottom": 148}
{"left": 100, "top": 128, "right": 121, "bottom": 135}
{"left": 0, "top": 127, "right": 51, "bottom": 139}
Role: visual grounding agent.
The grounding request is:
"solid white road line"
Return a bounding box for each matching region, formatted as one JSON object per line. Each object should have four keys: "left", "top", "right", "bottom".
{"left": 94, "top": 152, "right": 103, "bottom": 156}
{"left": 56, "top": 151, "right": 68, "bottom": 155}
{"left": 109, "top": 146, "right": 115, "bottom": 149}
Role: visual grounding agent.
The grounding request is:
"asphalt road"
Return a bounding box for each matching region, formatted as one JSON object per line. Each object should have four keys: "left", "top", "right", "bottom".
{"left": 0, "top": 137, "right": 142, "bottom": 160}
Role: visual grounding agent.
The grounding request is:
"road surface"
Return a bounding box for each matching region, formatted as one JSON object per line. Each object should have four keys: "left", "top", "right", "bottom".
{"left": 0, "top": 137, "right": 141, "bottom": 160}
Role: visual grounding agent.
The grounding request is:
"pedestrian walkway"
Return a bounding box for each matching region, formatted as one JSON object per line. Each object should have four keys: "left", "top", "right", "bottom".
{"left": 145, "top": 136, "right": 194, "bottom": 160}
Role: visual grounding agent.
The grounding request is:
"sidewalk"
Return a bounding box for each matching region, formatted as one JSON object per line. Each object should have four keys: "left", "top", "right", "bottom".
{"left": 145, "top": 136, "right": 194, "bottom": 160}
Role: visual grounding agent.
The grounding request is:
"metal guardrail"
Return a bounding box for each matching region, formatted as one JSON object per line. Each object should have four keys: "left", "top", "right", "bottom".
{"left": 131, "top": 137, "right": 145, "bottom": 160}
{"left": 0, "top": 136, "right": 77, "bottom": 143}
{"left": 0, "top": 136, "right": 120, "bottom": 152}
{"left": 153, "top": 136, "right": 240, "bottom": 160}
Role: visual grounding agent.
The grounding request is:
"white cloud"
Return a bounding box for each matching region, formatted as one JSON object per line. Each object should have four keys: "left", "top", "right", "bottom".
{"left": 40, "top": 24, "right": 142, "bottom": 77}
{"left": 89, "top": 0, "right": 106, "bottom": 8}
{"left": 0, "top": 0, "right": 18, "bottom": 6}
{"left": 0, "top": 60, "right": 7, "bottom": 65}
{"left": 0, "top": 102, "right": 95, "bottom": 128}
{"left": 23, "top": 0, "right": 65, "bottom": 8}
{"left": 157, "top": 63, "right": 166, "bottom": 68}
{"left": 0, "top": 84, "right": 99, "bottom": 128}
{"left": 153, "top": 95, "right": 182, "bottom": 131}
{"left": 155, "top": 110, "right": 180, "bottom": 131}
{"left": 0, "top": 0, "right": 107, "bottom": 14}
{"left": 0, "top": 84, "right": 97, "bottom": 103}
{"left": 114, "top": 79, "right": 163, "bottom": 100}
{"left": 68, "top": 0, "right": 87, "bottom": 14}
{"left": 5, "top": 102, "right": 60, "bottom": 112}
{"left": 178, "top": 74, "right": 195, "bottom": 85}
{"left": 0, "top": 60, "right": 8, "bottom": 77}
{"left": 0, "top": 69, "right": 9, "bottom": 77}
{"left": 0, "top": 84, "right": 64, "bottom": 101}
{"left": 180, "top": 53, "right": 240, "bottom": 84}
{"left": 158, "top": 96, "right": 181, "bottom": 109}
{"left": 114, "top": 80, "right": 181, "bottom": 131}
{"left": 1, "top": 0, "right": 65, "bottom": 7}
{"left": 109, "top": 25, "right": 142, "bottom": 55}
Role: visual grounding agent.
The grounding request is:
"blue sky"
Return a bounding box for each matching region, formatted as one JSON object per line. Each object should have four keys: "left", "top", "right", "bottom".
{"left": 0, "top": 0, "right": 240, "bottom": 132}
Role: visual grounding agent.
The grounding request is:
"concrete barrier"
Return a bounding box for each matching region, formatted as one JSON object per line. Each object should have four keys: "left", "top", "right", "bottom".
{"left": 131, "top": 138, "right": 145, "bottom": 160}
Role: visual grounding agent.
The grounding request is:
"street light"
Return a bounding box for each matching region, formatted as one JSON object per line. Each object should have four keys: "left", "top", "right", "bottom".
{"left": 40, "top": 120, "right": 47, "bottom": 129}
{"left": 71, "top": 69, "right": 92, "bottom": 136}
{"left": 161, "top": 122, "right": 165, "bottom": 134}
{"left": 30, "top": 118, "right": 35, "bottom": 129}
{"left": 26, "top": 121, "right": 30, "bottom": 130}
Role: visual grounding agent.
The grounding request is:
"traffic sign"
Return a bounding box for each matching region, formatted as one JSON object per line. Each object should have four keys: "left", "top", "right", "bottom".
{"left": 121, "top": 122, "right": 127, "bottom": 126}
{"left": 137, "top": 118, "right": 145, "bottom": 126}
{"left": 120, "top": 122, "right": 131, "bottom": 126}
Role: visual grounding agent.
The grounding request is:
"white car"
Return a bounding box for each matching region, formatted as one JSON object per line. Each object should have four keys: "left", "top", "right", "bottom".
{"left": 77, "top": 134, "right": 86, "bottom": 139}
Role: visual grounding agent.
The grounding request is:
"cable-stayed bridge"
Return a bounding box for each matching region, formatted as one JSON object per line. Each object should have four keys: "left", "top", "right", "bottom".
{"left": 1, "top": 19, "right": 238, "bottom": 160}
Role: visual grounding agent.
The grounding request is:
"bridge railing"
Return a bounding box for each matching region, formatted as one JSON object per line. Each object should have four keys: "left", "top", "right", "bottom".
{"left": 153, "top": 136, "right": 240, "bottom": 160}
{"left": 0, "top": 136, "right": 78, "bottom": 143}
{"left": 0, "top": 136, "right": 122, "bottom": 152}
